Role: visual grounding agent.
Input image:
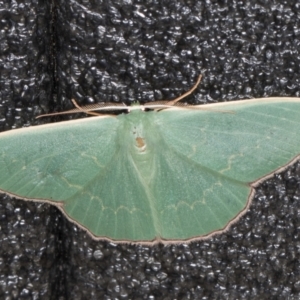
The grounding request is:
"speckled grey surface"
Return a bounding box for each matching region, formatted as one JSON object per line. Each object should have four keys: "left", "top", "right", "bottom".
{"left": 0, "top": 0, "right": 300, "bottom": 299}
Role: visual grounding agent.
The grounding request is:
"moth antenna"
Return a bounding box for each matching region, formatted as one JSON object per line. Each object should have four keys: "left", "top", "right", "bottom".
{"left": 36, "top": 100, "right": 127, "bottom": 119}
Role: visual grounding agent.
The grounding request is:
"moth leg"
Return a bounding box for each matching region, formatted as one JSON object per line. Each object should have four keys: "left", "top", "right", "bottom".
{"left": 71, "top": 99, "right": 103, "bottom": 116}
{"left": 166, "top": 75, "right": 202, "bottom": 106}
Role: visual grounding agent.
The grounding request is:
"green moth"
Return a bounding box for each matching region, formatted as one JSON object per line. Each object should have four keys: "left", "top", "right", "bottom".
{"left": 0, "top": 76, "right": 299, "bottom": 244}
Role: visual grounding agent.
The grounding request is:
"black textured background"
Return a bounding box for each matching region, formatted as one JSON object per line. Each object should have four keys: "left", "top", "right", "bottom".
{"left": 0, "top": 0, "right": 300, "bottom": 299}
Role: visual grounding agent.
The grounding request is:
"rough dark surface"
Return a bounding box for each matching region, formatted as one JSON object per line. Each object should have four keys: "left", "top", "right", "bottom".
{"left": 0, "top": 0, "right": 300, "bottom": 299}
